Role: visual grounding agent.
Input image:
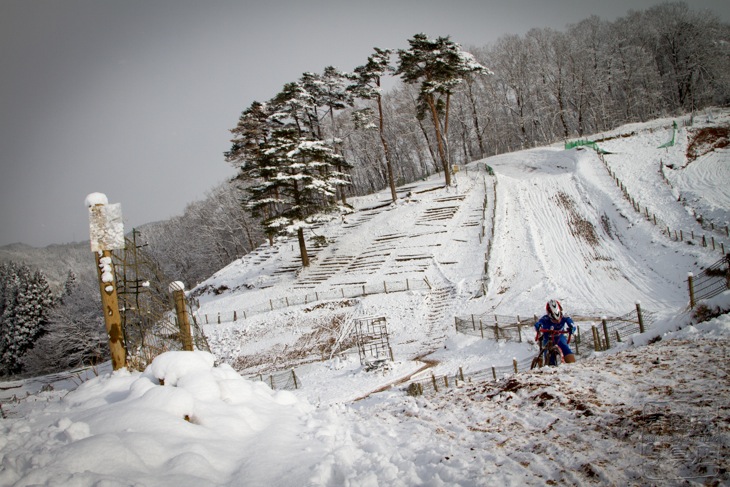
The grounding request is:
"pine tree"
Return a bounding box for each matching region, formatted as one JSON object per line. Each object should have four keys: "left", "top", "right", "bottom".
{"left": 397, "top": 33, "right": 491, "bottom": 186}
{"left": 0, "top": 264, "right": 53, "bottom": 375}
{"left": 229, "top": 81, "right": 351, "bottom": 267}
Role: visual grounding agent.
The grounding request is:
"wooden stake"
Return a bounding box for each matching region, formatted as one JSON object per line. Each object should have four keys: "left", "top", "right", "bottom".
{"left": 170, "top": 283, "right": 193, "bottom": 351}
{"left": 95, "top": 250, "right": 126, "bottom": 370}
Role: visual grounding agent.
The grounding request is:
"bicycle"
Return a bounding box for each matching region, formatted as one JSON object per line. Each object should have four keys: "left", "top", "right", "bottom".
{"left": 530, "top": 329, "right": 572, "bottom": 369}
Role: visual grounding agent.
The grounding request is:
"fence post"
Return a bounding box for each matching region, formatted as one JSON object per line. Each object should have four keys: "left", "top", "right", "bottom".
{"left": 602, "top": 317, "right": 610, "bottom": 349}
{"left": 87, "top": 196, "right": 127, "bottom": 371}
{"left": 479, "top": 319, "right": 484, "bottom": 339}
{"left": 269, "top": 375, "right": 275, "bottom": 389}
{"left": 491, "top": 366, "right": 496, "bottom": 380}
{"left": 459, "top": 367, "right": 465, "bottom": 382}
{"left": 169, "top": 282, "right": 193, "bottom": 351}
{"left": 291, "top": 369, "right": 298, "bottom": 389}
{"left": 636, "top": 301, "right": 645, "bottom": 334}
{"left": 513, "top": 358, "right": 518, "bottom": 374}
{"left": 494, "top": 322, "right": 499, "bottom": 340}
{"left": 592, "top": 326, "right": 600, "bottom": 352}
{"left": 688, "top": 272, "right": 696, "bottom": 309}
{"left": 431, "top": 372, "right": 438, "bottom": 392}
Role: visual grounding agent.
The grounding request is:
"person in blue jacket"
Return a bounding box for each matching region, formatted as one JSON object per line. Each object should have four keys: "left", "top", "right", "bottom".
{"left": 534, "top": 299, "right": 577, "bottom": 364}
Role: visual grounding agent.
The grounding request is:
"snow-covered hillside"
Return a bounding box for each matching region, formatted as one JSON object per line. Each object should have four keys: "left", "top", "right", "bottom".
{"left": 1, "top": 111, "right": 728, "bottom": 486}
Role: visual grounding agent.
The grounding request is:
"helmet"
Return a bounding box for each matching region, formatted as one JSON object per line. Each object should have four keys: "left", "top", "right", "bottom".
{"left": 546, "top": 299, "right": 562, "bottom": 322}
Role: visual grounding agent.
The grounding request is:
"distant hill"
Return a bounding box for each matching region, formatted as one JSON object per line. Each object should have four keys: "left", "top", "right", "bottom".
{"left": 0, "top": 241, "right": 95, "bottom": 291}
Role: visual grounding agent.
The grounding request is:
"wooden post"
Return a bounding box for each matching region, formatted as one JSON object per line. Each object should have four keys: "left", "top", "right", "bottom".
{"left": 87, "top": 195, "right": 126, "bottom": 371}
{"left": 491, "top": 366, "right": 497, "bottom": 380}
{"left": 512, "top": 358, "right": 518, "bottom": 374}
{"left": 94, "top": 250, "right": 126, "bottom": 370}
{"left": 270, "top": 375, "right": 275, "bottom": 389}
{"left": 688, "top": 272, "right": 696, "bottom": 309}
{"left": 479, "top": 319, "right": 484, "bottom": 339}
{"left": 602, "top": 317, "right": 610, "bottom": 349}
{"left": 431, "top": 372, "right": 438, "bottom": 392}
{"left": 592, "top": 326, "right": 600, "bottom": 352}
{"left": 291, "top": 369, "right": 298, "bottom": 389}
{"left": 170, "top": 282, "right": 193, "bottom": 351}
{"left": 459, "top": 367, "right": 465, "bottom": 382}
{"left": 636, "top": 301, "right": 645, "bottom": 334}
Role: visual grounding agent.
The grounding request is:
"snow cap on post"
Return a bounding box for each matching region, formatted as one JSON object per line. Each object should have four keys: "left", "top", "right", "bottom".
{"left": 85, "top": 192, "right": 108, "bottom": 207}
{"left": 169, "top": 281, "right": 186, "bottom": 293}
{"left": 86, "top": 192, "right": 124, "bottom": 252}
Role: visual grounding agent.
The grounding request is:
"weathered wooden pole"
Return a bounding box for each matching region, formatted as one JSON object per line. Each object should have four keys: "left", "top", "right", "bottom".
{"left": 86, "top": 193, "right": 126, "bottom": 370}
{"left": 687, "top": 272, "right": 696, "bottom": 309}
{"left": 635, "top": 301, "right": 645, "bottom": 334}
{"left": 169, "top": 281, "right": 193, "bottom": 351}
{"left": 602, "top": 317, "right": 610, "bottom": 349}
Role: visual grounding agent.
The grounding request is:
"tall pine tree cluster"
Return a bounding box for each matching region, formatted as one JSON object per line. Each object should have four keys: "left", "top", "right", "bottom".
{"left": 0, "top": 262, "right": 53, "bottom": 375}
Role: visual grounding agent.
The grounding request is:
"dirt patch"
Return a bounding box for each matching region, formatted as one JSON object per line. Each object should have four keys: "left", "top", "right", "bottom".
{"left": 686, "top": 126, "right": 729, "bottom": 163}
{"left": 554, "top": 192, "right": 600, "bottom": 247}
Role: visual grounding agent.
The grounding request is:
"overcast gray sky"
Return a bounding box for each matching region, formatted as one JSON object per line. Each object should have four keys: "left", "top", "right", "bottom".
{"left": 1, "top": 0, "right": 727, "bottom": 247}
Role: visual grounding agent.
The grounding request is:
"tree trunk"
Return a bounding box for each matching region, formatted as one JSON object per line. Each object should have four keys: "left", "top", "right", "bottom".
{"left": 427, "top": 94, "right": 451, "bottom": 186}
{"left": 377, "top": 92, "right": 398, "bottom": 202}
{"left": 297, "top": 228, "right": 309, "bottom": 267}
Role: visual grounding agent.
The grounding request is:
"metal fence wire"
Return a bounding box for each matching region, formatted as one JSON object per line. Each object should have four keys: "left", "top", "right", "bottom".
{"left": 691, "top": 254, "right": 730, "bottom": 303}
{"left": 198, "top": 277, "right": 431, "bottom": 324}
{"left": 406, "top": 356, "right": 534, "bottom": 396}
{"left": 455, "top": 307, "right": 657, "bottom": 353}
{"left": 112, "top": 230, "right": 211, "bottom": 371}
{"left": 251, "top": 369, "right": 301, "bottom": 391}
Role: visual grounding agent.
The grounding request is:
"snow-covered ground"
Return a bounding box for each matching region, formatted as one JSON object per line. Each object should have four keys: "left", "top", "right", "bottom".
{"left": 1, "top": 110, "right": 728, "bottom": 485}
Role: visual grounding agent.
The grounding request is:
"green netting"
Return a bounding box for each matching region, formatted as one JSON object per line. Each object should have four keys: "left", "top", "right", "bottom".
{"left": 565, "top": 139, "right": 611, "bottom": 154}
{"left": 658, "top": 121, "right": 677, "bottom": 148}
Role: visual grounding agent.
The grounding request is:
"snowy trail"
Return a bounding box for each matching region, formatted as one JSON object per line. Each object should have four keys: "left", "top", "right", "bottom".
{"left": 482, "top": 147, "right": 704, "bottom": 316}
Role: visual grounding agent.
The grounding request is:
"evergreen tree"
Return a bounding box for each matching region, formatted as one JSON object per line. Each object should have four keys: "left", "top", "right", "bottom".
{"left": 0, "top": 263, "right": 53, "bottom": 375}
{"left": 229, "top": 81, "right": 351, "bottom": 267}
{"left": 397, "top": 33, "right": 490, "bottom": 186}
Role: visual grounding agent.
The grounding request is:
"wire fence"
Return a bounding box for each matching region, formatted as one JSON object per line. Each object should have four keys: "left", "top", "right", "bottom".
{"left": 405, "top": 356, "right": 534, "bottom": 397}
{"left": 196, "top": 277, "right": 432, "bottom": 325}
{"left": 249, "top": 369, "right": 302, "bottom": 391}
{"left": 600, "top": 154, "right": 728, "bottom": 256}
{"left": 688, "top": 254, "right": 730, "bottom": 307}
{"left": 455, "top": 305, "right": 656, "bottom": 351}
